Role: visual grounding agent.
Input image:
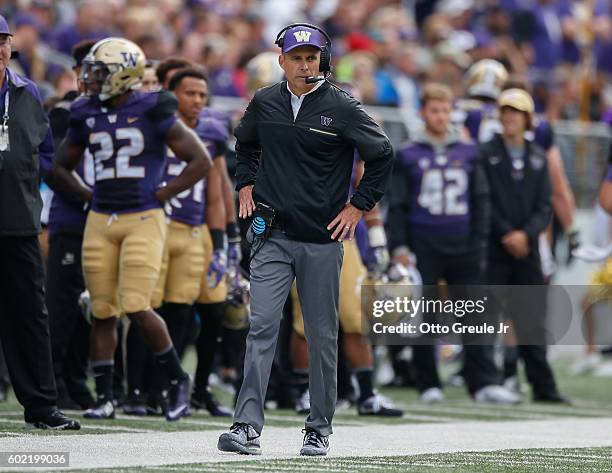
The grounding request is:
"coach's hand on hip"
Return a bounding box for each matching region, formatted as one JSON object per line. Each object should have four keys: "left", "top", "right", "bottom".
{"left": 239, "top": 185, "right": 255, "bottom": 218}
{"left": 328, "top": 203, "right": 364, "bottom": 241}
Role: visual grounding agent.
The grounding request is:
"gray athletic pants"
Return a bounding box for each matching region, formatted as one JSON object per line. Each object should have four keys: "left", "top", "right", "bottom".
{"left": 233, "top": 230, "right": 343, "bottom": 436}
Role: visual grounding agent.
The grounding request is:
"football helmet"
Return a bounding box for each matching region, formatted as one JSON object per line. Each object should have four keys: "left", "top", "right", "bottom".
{"left": 81, "top": 37, "right": 146, "bottom": 101}
{"left": 245, "top": 52, "right": 284, "bottom": 95}
{"left": 362, "top": 262, "right": 423, "bottom": 333}
{"left": 465, "top": 59, "right": 508, "bottom": 101}
{"left": 223, "top": 268, "right": 250, "bottom": 330}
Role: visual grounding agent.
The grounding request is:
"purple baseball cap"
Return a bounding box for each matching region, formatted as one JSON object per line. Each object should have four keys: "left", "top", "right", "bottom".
{"left": 0, "top": 15, "right": 12, "bottom": 36}
{"left": 280, "top": 25, "right": 325, "bottom": 53}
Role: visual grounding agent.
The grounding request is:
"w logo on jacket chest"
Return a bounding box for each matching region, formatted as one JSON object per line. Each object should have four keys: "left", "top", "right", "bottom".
{"left": 320, "top": 115, "right": 333, "bottom": 127}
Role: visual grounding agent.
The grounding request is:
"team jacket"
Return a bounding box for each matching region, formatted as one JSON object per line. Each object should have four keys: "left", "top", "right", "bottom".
{"left": 387, "top": 127, "right": 490, "bottom": 255}
{"left": 0, "top": 69, "right": 55, "bottom": 236}
{"left": 480, "top": 134, "right": 552, "bottom": 249}
{"left": 234, "top": 80, "right": 394, "bottom": 243}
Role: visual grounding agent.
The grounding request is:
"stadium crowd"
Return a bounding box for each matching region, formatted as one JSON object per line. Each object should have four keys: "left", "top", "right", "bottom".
{"left": 0, "top": 0, "right": 610, "bottom": 441}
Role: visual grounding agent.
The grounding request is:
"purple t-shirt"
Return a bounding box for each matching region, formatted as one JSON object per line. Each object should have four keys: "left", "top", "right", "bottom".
{"left": 395, "top": 139, "right": 480, "bottom": 236}
{"left": 163, "top": 116, "right": 228, "bottom": 226}
{"left": 68, "top": 91, "right": 177, "bottom": 214}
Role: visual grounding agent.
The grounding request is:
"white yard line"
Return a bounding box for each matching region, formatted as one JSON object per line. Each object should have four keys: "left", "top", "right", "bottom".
{"left": 0, "top": 417, "right": 611, "bottom": 470}
{"left": 0, "top": 418, "right": 154, "bottom": 433}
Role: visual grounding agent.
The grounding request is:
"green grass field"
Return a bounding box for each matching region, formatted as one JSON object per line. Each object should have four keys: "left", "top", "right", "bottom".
{"left": 63, "top": 447, "right": 612, "bottom": 473}
{"left": 1, "top": 354, "right": 611, "bottom": 472}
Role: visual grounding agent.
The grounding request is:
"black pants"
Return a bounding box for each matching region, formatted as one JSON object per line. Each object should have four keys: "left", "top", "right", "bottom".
{"left": 0, "top": 236, "right": 57, "bottom": 418}
{"left": 411, "top": 236, "right": 499, "bottom": 395}
{"left": 488, "top": 246, "right": 559, "bottom": 397}
{"left": 46, "top": 233, "right": 93, "bottom": 408}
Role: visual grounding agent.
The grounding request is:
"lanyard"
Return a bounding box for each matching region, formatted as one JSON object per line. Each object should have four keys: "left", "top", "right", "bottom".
{"left": 0, "top": 87, "right": 9, "bottom": 151}
{"left": 2, "top": 88, "right": 8, "bottom": 131}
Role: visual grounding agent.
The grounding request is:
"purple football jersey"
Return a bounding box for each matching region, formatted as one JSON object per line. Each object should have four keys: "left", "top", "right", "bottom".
{"left": 396, "top": 137, "right": 479, "bottom": 236}
{"left": 68, "top": 91, "right": 177, "bottom": 214}
{"left": 163, "top": 116, "right": 228, "bottom": 226}
{"left": 48, "top": 150, "right": 95, "bottom": 234}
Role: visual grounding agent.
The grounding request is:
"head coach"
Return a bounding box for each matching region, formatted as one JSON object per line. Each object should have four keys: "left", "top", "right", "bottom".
{"left": 218, "top": 23, "right": 393, "bottom": 456}
{"left": 0, "top": 15, "right": 79, "bottom": 429}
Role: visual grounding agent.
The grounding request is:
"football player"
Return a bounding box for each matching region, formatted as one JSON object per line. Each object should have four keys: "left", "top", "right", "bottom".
{"left": 164, "top": 67, "right": 234, "bottom": 417}
{"left": 45, "top": 39, "right": 97, "bottom": 411}
{"left": 389, "top": 82, "right": 520, "bottom": 404}
{"left": 156, "top": 57, "right": 194, "bottom": 90}
{"left": 53, "top": 38, "right": 212, "bottom": 421}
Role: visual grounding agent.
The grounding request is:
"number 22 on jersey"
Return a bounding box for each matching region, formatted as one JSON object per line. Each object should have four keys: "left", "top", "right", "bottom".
{"left": 90, "top": 127, "right": 145, "bottom": 181}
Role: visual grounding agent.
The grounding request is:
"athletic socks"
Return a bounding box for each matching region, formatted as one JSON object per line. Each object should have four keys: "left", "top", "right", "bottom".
{"left": 504, "top": 346, "right": 520, "bottom": 379}
{"left": 356, "top": 368, "right": 375, "bottom": 403}
{"left": 194, "top": 302, "right": 225, "bottom": 392}
{"left": 159, "top": 303, "right": 195, "bottom": 357}
{"left": 91, "top": 360, "right": 114, "bottom": 402}
{"left": 154, "top": 345, "right": 187, "bottom": 383}
{"left": 126, "top": 322, "right": 148, "bottom": 398}
{"left": 294, "top": 368, "right": 309, "bottom": 395}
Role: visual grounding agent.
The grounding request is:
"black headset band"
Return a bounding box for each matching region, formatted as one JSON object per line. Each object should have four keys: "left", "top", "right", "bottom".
{"left": 275, "top": 23, "right": 332, "bottom": 49}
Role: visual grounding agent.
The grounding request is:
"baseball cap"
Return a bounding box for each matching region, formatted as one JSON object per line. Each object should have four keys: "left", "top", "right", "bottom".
{"left": 280, "top": 25, "right": 325, "bottom": 53}
{"left": 0, "top": 15, "right": 12, "bottom": 36}
{"left": 498, "top": 88, "right": 534, "bottom": 115}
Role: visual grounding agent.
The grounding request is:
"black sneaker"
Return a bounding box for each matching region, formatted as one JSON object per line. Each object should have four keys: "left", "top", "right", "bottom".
{"left": 191, "top": 390, "right": 232, "bottom": 417}
{"left": 57, "top": 397, "right": 81, "bottom": 411}
{"left": 218, "top": 422, "right": 261, "bottom": 455}
{"left": 145, "top": 391, "right": 167, "bottom": 416}
{"left": 26, "top": 409, "right": 81, "bottom": 430}
{"left": 83, "top": 399, "right": 115, "bottom": 419}
{"left": 533, "top": 392, "right": 572, "bottom": 405}
{"left": 300, "top": 428, "right": 329, "bottom": 456}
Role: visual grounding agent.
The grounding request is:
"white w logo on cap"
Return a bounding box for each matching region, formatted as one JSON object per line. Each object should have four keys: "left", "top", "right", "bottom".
{"left": 293, "top": 31, "right": 312, "bottom": 42}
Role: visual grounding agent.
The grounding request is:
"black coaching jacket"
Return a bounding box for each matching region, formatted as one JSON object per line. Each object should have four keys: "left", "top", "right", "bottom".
{"left": 234, "top": 80, "right": 394, "bottom": 243}
{"left": 480, "top": 134, "right": 551, "bottom": 253}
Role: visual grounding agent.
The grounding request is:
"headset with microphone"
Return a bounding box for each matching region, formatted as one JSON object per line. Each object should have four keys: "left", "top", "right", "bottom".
{"left": 274, "top": 23, "right": 332, "bottom": 84}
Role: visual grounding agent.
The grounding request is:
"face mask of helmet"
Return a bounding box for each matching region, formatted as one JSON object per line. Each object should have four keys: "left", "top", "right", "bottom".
{"left": 80, "top": 60, "right": 111, "bottom": 95}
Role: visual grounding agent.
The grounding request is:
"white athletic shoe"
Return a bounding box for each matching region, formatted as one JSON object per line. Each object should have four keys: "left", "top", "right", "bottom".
{"left": 420, "top": 387, "right": 445, "bottom": 403}
{"left": 594, "top": 361, "right": 612, "bottom": 378}
{"left": 503, "top": 376, "right": 526, "bottom": 395}
{"left": 474, "top": 385, "right": 522, "bottom": 404}
{"left": 295, "top": 389, "right": 310, "bottom": 414}
{"left": 570, "top": 353, "right": 602, "bottom": 375}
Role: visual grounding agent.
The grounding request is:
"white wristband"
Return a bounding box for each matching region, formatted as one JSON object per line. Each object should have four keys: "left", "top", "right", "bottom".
{"left": 368, "top": 225, "right": 387, "bottom": 247}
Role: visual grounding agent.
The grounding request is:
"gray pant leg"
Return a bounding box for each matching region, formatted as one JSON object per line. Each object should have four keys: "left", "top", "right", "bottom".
{"left": 233, "top": 234, "right": 294, "bottom": 434}
{"left": 294, "top": 241, "right": 343, "bottom": 436}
